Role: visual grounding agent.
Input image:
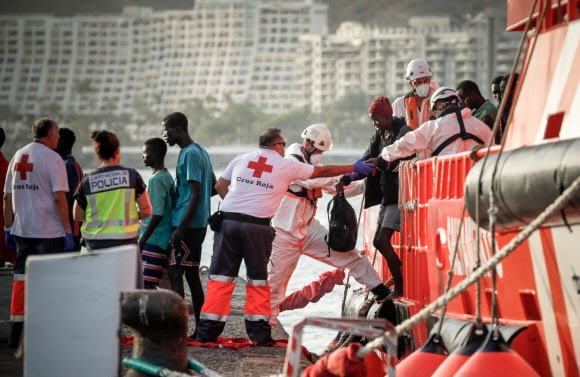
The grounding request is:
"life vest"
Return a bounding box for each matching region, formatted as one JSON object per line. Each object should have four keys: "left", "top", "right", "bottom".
{"left": 80, "top": 167, "right": 140, "bottom": 240}
{"left": 403, "top": 88, "right": 437, "bottom": 129}
{"left": 286, "top": 153, "right": 322, "bottom": 203}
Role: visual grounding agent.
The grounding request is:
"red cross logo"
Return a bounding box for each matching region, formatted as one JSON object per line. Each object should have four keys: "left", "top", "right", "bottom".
{"left": 247, "top": 156, "right": 273, "bottom": 178}
{"left": 14, "top": 154, "right": 34, "bottom": 180}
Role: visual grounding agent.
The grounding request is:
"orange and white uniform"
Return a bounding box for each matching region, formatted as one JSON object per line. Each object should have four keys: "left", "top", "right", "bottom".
{"left": 393, "top": 81, "right": 440, "bottom": 130}
{"left": 382, "top": 107, "right": 493, "bottom": 160}
{"left": 268, "top": 143, "right": 382, "bottom": 325}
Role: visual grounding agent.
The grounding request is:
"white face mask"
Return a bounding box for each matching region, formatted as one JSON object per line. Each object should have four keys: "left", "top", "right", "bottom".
{"left": 309, "top": 153, "right": 323, "bottom": 166}
{"left": 415, "top": 83, "right": 430, "bottom": 97}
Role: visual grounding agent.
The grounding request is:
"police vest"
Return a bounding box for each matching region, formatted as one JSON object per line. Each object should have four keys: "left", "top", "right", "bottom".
{"left": 80, "top": 167, "right": 140, "bottom": 240}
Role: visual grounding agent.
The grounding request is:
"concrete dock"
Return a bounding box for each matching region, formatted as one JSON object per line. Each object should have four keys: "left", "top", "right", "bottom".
{"left": 0, "top": 266, "right": 314, "bottom": 376}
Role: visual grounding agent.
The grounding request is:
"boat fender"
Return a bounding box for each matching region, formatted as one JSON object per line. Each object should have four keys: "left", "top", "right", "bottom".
{"left": 465, "top": 137, "right": 580, "bottom": 231}
{"left": 429, "top": 317, "right": 526, "bottom": 353}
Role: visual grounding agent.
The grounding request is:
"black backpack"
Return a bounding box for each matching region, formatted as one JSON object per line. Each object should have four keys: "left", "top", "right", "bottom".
{"left": 325, "top": 188, "right": 357, "bottom": 253}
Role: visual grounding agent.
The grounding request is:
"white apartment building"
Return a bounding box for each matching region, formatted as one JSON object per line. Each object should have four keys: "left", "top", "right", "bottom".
{"left": 296, "top": 9, "right": 521, "bottom": 113}
{"left": 0, "top": 2, "right": 519, "bottom": 119}
{"left": 0, "top": 0, "right": 327, "bottom": 118}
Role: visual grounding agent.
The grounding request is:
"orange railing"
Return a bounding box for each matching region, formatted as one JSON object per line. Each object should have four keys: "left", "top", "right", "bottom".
{"left": 365, "top": 147, "right": 501, "bottom": 306}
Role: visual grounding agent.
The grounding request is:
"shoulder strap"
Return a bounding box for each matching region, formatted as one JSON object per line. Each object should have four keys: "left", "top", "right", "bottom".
{"left": 432, "top": 110, "right": 485, "bottom": 156}
{"left": 291, "top": 153, "right": 306, "bottom": 163}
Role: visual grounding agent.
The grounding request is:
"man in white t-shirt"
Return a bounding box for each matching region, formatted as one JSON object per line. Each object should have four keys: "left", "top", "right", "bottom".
{"left": 3, "top": 118, "right": 73, "bottom": 348}
{"left": 196, "top": 128, "right": 375, "bottom": 345}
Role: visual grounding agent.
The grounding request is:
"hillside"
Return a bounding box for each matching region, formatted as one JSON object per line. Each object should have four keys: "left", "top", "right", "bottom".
{"left": 323, "top": 0, "right": 507, "bottom": 31}
{"left": 1, "top": 0, "right": 507, "bottom": 30}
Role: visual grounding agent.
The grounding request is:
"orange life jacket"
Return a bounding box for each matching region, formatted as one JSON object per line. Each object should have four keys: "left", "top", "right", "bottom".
{"left": 403, "top": 87, "right": 437, "bottom": 129}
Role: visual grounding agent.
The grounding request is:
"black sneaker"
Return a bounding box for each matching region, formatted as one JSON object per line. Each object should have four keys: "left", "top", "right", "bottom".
{"left": 385, "top": 287, "right": 403, "bottom": 301}
{"left": 370, "top": 284, "right": 392, "bottom": 301}
{"left": 7, "top": 340, "right": 18, "bottom": 349}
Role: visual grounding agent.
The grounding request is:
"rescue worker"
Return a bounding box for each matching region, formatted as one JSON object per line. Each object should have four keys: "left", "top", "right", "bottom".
{"left": 195, "top": 128, "right": 375, "bottom": 345}
{"left": 73, "top": 130, "right": 152, "bottom": 287}
{"left": 370, "top": 87, "right": 493, "bottom": 162}
{"left": 4, "top": 118, "right": 74, "bottom": 348}
{"left": 392, "top": 59, "right": 440, "bottom": 130}
{"left": 268, "top": 124, "right": 392, "bottom": 326}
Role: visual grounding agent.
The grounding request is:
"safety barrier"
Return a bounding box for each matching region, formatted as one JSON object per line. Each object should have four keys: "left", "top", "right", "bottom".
{"left": 363, "top": 149, "right": 501, "bottom": 345}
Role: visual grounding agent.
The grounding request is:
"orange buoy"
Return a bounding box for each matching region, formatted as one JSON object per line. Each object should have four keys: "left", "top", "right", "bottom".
{"left": 363, "top": 350, "right": 387, "bottom": 377}
{"left": 396, "top": 333, "right": 448, "bottom": 377}
{"left": 454, "top": 330, "right": 540, "bottom": 377}
{"left": 431, "top": 324, "right": 488, "bottom": 377}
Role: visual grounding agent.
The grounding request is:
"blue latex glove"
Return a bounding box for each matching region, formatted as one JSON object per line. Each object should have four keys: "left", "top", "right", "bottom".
{"left": 340, "top": 172, "right": 357, "bottom": 186}
{"left": 4, "top": 228, "right": 16, "bottom": 249}
{"left": 353, "top": 157, "right": 375, "bottom": 177}
{"left": 64, "top": 233, "right": 74, "bottom": 252}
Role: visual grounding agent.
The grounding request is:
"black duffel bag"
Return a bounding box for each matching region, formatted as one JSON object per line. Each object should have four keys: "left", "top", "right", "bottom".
{"left": 325, "top": 188, "right": 357, "bottom": 252}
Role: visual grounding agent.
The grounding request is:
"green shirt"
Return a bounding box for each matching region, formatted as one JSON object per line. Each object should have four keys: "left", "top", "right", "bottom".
{"left": 139, "top": 170, "right": 174, "bottom": 250}
{"left": 472, "top": 100, "right": 498, "bottom": 128}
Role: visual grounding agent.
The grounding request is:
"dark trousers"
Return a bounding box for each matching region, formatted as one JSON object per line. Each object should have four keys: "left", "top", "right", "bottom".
{"left": 10, "top": 236, "right": 64, "bottom": 346}
{"left": 196, "top": 218, "right": 275, "bottom": 344}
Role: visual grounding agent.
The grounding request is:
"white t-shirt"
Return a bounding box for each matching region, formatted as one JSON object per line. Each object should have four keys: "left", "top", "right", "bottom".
{"left": 5, "top": 142, "right": 69, "bottom": 238}
{"left": 221, "top": 148, "right": 314, "bottom": 218}
{"left": 392, "top": 96, "right": 406, "bottom": 118}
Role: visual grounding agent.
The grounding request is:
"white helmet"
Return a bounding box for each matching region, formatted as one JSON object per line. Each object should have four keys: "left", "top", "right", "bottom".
{"left": 301, "top": 124, "right": 333, "bottom": 152}
{"left": 430, "top": 87, "right": 461, "bottom": 111}
{"left": 405, "top": 59, "right": 432, "bottom": 81}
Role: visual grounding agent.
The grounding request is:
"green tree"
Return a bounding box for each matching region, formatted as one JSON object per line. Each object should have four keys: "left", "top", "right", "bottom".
{"left": 320, "top": 91, "right": 374, "bottom": 148}
{"left": 258, "top": 106, "right": 314, "bottom": 144}
{"left": 196, "top": 95, "right": 265, "bottom": 146}
{"left": 183, "top": 96, "right": 219, "bottom": 131}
